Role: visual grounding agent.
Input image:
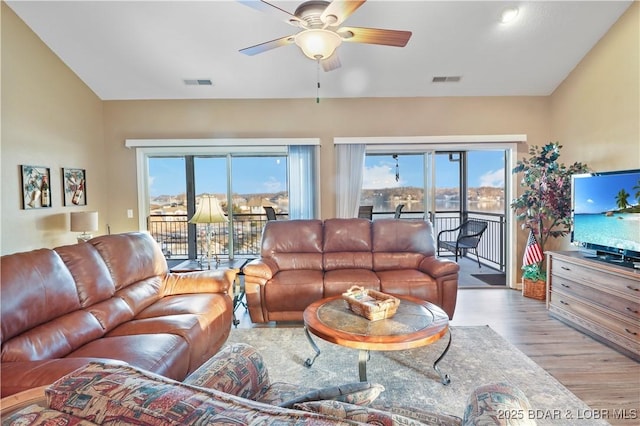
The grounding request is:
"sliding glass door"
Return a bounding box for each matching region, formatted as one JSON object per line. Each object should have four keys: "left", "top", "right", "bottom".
{"left": 147, "top": 153, "right": 290, "bottom": 260}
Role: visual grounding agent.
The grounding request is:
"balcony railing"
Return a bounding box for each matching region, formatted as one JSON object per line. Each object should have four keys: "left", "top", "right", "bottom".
{"left": 148, "top": 211, "right": 505, "bottom": 271}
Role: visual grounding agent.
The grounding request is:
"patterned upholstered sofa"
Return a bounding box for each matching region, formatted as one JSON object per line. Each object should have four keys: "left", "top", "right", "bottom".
{"left": 243, "top": 218, "right": 460, "bottom": 322}
{"left": 1, "top": 232, "right": 236, "bottom": 398}
{"left": 1, "top": 343, "right": 536, "bottom": 425}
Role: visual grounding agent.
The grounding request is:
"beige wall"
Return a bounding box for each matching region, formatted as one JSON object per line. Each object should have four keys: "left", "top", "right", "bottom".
{"left": 2, "top": 2, "right": 638, "bottom": 260}
{"left": 544, "top": 0, "right": 640, "bottom": 254}
{"left": 1, "top": 3, "right": 106, "bottom": 254}
{"left": 550, "top": 0, "right": 639, "bottom": 172}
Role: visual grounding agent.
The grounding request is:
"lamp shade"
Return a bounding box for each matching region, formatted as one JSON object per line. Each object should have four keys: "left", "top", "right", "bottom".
{"left": 70, "top": 211, "right": 98, "bottom": 232}
{"left": 189, "top": 195, "right": 228, "bottom": 224}
{"left": 294, "top": 29, "right": 342, "bottom": 60}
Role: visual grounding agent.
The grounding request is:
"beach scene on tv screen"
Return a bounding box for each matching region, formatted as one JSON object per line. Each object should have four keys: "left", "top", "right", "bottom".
{"left": 573, "top": 172, "right": 640, "bottom": 252}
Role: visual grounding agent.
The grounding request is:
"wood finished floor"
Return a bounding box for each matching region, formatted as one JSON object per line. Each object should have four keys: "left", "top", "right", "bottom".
{"left": 236, "top": 288, "right": 640, "bottom": 425}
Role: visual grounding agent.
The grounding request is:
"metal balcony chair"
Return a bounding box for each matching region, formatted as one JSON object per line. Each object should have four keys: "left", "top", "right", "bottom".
{"left": 263, "top": 206, "right": 277, "bottom": 221}
{"left": 394, "top": 204, "right": 405, "bottom": 219}
{"left": 358, "top": 205, "right": 373, "bottom": 219}
{"left": 437, "top": 219, "right": 488, "bottom": 268}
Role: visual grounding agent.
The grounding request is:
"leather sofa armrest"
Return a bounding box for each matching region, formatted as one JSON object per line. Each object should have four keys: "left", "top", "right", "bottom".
{"left": 162, "top": 269, "right": 235, "bottom": 296}
{"left": 419, "top": 256, "right": 460, "bottom": 278}
{"left": 243, "top": 258, "right": 278, "bottom": 281}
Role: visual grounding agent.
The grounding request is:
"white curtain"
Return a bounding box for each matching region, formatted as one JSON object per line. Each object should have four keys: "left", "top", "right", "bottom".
{"left": 335, "top": 144, "right": 366, "bottom": 218}
{"left": 288, "top": 145, "right": 317, "bottom": 219}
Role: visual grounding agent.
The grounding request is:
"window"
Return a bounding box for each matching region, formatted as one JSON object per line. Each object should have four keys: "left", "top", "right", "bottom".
{"left": 130, "top": 139, "right": 319, "bottom": 260}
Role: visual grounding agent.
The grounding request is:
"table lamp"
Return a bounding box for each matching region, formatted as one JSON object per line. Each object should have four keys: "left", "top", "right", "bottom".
{"left": 70, "top": 211, "right": 98, "bottom": 243}
{"left": 188, "top": 195, "right": 228, "bottom": 269}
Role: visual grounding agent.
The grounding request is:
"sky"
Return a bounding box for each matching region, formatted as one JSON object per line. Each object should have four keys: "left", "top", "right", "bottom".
{"left": 148, "top": 150, "right": 506, "bottom": 197}
{"left": 573, "top": 171, "right": 640, "bottom": 214}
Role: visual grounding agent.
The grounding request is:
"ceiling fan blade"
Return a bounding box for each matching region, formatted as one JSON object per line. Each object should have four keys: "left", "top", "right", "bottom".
{"left": 238, "top": 0, "right": 304, "bottom": 27}
{"left": 338, "top": 26, "right": 412, "bottom": 47}
{"left": 239, "top": 35, "right": 295, "bottom": 56}
{"left": 321, "top": 53, "right": 341, "bottom": 72}
{"left": 321, "top": 0, "right": 366, "bottom": 27}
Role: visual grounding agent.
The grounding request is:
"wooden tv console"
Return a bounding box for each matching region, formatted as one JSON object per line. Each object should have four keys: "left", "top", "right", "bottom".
{"left": 546, "top": 251, "right": 639, "bottom": 361}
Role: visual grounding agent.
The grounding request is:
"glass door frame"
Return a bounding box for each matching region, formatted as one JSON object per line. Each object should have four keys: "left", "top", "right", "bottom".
{"left": 339, "top": 134, "right": 524, "bottom": 289}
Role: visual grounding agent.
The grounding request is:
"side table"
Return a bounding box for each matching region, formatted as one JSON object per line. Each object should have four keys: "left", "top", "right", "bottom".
{"left": 169, "top": 258, "right": 249, "bottom": 327}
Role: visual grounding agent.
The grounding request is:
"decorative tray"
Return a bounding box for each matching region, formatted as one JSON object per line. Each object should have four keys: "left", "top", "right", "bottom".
{"left": 342, "top": 286, "right": 400, "bottom": 321}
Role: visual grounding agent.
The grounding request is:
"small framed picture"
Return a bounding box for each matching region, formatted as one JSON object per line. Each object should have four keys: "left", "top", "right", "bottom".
{"left": 62, "top": 168, "right": 86, "bottom": 206}
{"left": 21, "top": 165, "right": 51, "bottom": 209}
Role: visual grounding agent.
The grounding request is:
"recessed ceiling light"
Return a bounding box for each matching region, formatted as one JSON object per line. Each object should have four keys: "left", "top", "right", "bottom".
{"left": 500, "top": 7, "right": 519, "bottom": 24}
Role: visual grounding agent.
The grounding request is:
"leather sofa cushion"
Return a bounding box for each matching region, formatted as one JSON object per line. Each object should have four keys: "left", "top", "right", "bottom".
{"left": 324, "top": 252, "right": 373, "bottom": 270}
{"left": 66, "top": 334, "right": 191, "bottom": 381}
{"left": 264, "top": 270, "right": 324, "bottom": 312}
{"left": 372, "top": 219, "right": 435, "bottom": 255}
{"left": 115, "top": 277, "right": 163, "bottom": 315}
{"left": 378, "top": 270, "right": 439, "bottom": 302}
{"left": 2, "top": 310, "right": 104, "bottom": 361}
{"left": 373, "top": 252, "right": 425, "bottom": 271}
{"left": 55, "top": 243, "right": 115, "bottom": 308}
{"left": 90, "top": 233, "right": 168, "bottom": 291}
{"left": 85, "top": 297, "right": 135, "bottom": 332}
{"left": 1, "top": 249, "right": 80, "bottom": 344}
{"left": 323, "top": 269, "right": 380, "bottom": 297}
{"left": 323, "top": 218, "right": 372, "bottom": 252}
{"left": 109, "top": 293, "right": 232, "bottom": 372}
{"left": 261, "top": 220, "right": 323, "bottom": 253}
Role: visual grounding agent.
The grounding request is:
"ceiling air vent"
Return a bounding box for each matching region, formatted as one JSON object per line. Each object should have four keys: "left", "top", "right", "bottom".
{"left": 184, "top": 79, "right": 213, "bottom": 86}
{"left": 432, "top": 76, "right": 461, "bottom": 83}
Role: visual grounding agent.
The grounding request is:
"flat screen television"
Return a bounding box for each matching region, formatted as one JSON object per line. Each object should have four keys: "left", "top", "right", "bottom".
{"left": 571, "top": 168, "right": 640, "bottom": 268}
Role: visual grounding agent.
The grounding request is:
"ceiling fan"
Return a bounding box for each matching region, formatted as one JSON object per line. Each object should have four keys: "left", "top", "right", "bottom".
{"left": 238, "top": 0, "right": 412, "bottom": 71}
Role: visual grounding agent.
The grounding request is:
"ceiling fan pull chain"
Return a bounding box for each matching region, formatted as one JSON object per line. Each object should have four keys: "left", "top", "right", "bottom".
{"left": 316, "top": 59, "right": 321, "bottom": 104}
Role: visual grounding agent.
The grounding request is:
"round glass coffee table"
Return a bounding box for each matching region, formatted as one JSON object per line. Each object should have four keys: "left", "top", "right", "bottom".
{"left": 303, "top": 294, "right": 451, "bottom": 385}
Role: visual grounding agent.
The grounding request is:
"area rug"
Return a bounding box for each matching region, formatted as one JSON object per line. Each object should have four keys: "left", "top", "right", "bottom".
{"left": 226, "top": 326, "right": 607, "bottom": 425}
{"left": 470, "top": 273, "right": 506, "bottom": 286}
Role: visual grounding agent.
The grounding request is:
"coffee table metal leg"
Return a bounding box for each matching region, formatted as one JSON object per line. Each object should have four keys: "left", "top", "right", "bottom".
{"left": 433, "top": 329, "right": 452, "bottom": 385}
{"left": 303, "top": 327, "right": 321, "bottom": 367}
{"left": 358, "top": 350, "right": 370, "bottom": 382}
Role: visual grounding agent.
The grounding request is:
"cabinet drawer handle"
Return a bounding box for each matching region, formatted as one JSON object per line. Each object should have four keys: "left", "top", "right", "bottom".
{"left": 561, "top": 283, "right": 570, "bottom": 288}
{"left": 627, "top": 286, "right": 639, "bottom": 292}
{"left": 561, "top": 266, "right": 571, "bottom": 271}
{"left": 624, "top": 328, "right": 638, "bottom": 336}
{"left": 560, "top": 300, "right": 569, "bottom": 306}
{"left": 626, "top": 307, "right": 639, "bottom": 314}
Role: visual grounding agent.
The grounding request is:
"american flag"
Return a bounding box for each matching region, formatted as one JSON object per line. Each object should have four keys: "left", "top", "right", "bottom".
{"left": 523, "top": 230, "right": 544, "bottom": 266}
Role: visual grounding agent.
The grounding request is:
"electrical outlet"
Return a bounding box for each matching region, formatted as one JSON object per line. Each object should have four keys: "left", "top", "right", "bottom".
{"left": 127, "top": 209, "right": 133, "bottom": 218}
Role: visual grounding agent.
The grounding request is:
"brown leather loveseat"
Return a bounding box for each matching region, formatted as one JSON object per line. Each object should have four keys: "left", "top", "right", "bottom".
{"left": 0, "top": 232, "right": 235, "bottom": 397}
{"left": 243, "top": 218, "right": 459, "bottom": 323}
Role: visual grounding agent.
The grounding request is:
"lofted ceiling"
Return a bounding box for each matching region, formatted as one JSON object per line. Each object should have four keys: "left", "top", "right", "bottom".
{"left": 6, "top": 0, "right": 633, "bottom": 101}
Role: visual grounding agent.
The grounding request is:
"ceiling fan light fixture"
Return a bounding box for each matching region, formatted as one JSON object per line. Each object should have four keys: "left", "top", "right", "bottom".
{"left": 295, "top": 29, "right": 342, "bottom": 60}
{"left": 500, "top": 7, "right": 519, "bottom": 24}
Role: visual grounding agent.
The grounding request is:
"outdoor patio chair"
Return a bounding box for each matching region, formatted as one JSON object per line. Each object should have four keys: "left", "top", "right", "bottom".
{"left": 394, "top": 204, "right": 405, "bottom": 218}
{"left": 437, "top": 219, "right": 488, "bottom": 268}
{"left": 358, "top": 205, "right": 373, "bottom": 219}
{"left": 264, "top": 206, "right": 277, "bottom": 221}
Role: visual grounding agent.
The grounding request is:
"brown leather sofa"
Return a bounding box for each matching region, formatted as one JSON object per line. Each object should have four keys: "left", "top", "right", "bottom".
{"left": 243, "top": 218, "right": 459, "bottom": 323}
{"left": 0, "top": 232, "right": 236, "bottom": 398}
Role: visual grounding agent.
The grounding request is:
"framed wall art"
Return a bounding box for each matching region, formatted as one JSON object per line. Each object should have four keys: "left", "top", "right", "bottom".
{"left": 21, "top": 165, "right": 51, "bottom": 209}
{"left": 62, "top": 167, "right": 86, "bottom": 206}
